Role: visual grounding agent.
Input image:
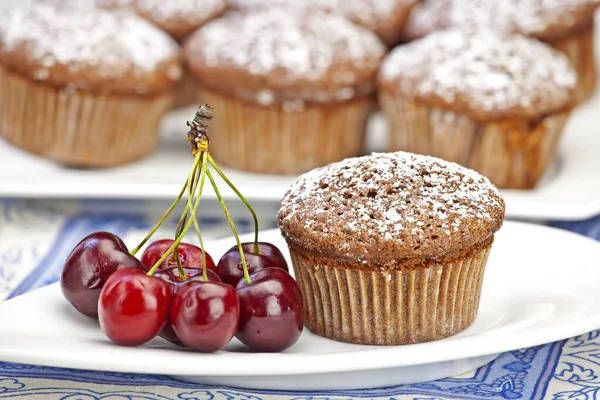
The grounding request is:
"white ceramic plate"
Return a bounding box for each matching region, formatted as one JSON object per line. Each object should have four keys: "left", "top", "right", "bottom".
{"left": 0, "top": 222, "right": 599, "bottom": 390}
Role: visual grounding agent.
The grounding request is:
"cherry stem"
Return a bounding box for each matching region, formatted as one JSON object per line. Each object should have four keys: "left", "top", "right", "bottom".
{"left": 206, "top": 166, "right": 251, "bottom": 285}
{"left": 146, "top": 160, "right": 204, "bottom": 277}
{"left": 187, "top": 152, "right": 209, "bottom": 282}
{"left": 173, "top": 152, "right": 203, "bottom": 280}
{"left": 208, "top": 154, "right": 260, "bottom": 254}
{"left": 130, "top": 180, "right": 188, "bottom": 256}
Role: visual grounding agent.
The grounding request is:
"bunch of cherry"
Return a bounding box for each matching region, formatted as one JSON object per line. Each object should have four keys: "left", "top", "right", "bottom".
{"left": 59, "top": 105, "right": 303, "bottom": 353}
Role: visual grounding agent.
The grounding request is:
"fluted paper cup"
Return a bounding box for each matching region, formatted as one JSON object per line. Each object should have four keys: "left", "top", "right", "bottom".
{"left": 380, "top": 94, "right": 571, "bottom": 189}
{"left": 202, "top": 88, "right": 371, "bottom": 175}
{"left": 0, "top": 66, "right": 172, "bottom": 168}
{"left": 286, "top": 239, "right": 493, "bottom": 346}
{"left": 550, "top": 23, "right": 597, "bottom": 104}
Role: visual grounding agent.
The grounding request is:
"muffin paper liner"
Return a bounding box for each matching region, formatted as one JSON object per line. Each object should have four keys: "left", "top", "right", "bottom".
{"left": 550, "top": 23, "right": 597, "bottom": 104}
{"left": 202, "top": 88, "right": 371, "bottom": 175}
{"left": 380, "top": 94, "right": 571, "bottom": 189}
{"left": 0, "top": 66, "right": 172, "bottom": 167}
{"left": 287, "top": 240, "right": 492, "bottom": 346}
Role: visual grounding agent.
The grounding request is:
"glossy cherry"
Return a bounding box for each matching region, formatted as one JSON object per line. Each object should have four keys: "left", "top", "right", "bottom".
{"left": 154, "top": 266, "right": 221, "bottom": 345}
{"left": 140, "top": 239, "right": 216, "bottom": 272}
{"left": 98, "top": 268, "right": 172, "bottom": 346}
{"left": 216, "top": 242, "right": 289, "bottom": 286}
{"left": 61, "top": 231, "right": 144, "bottom": 318}
{"left": 170, "top": 281, "right": 239, "bottom": 352}
{"left": 236, "top": 268, "right": 303, "bottom": 352}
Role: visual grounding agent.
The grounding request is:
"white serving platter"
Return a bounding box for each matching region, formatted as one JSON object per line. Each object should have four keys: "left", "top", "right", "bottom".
{"left": 0, "top": 222, "right": 599, "bottom": 390}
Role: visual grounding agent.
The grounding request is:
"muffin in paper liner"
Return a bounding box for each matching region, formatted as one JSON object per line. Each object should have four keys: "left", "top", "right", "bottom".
{"left": 185, "top": 9, "right": 385, "bottom": 175}
{"left": 402, "top": 0, "right": 599, "bottom": 104}
{"left": 380, "top": 95, "right": 571, "bottom": 189}
{"left": 0, "top": 67, "right": 172, "bottom": 168}
{"left": 379, "top": 29, "right": 576, "bottom": 189}
{"left": 0, "top": 5, "right": 180, "bottom": 167}
{"left": 204, "top": 89, "right": 371, "bottom": 175}
{"left": 549, "top": 22, "right": 597, "bottom": 103}
{"left": 277, "top": 151, "right": 505, "bottom": 345}
{"left": 287, "top": 239, "right": 492, "bottom": 345}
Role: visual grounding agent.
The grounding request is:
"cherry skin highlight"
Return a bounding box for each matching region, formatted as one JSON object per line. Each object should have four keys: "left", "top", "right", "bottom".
{"left": 170, "top": 281, "right": 239, "bottom": 352}
{"left": 141, "top": 239, "right": 216, "bottom": 272}
{"left": 98, "top": 268, "right": 172, "bottom": 346}
{"left": 154, "top": 266, "right": 221, "bottom": 345}
{"left": 236, "top": 268, "right": 303, "bottom": 352}
{"left": 61, "top": 231, "right": 144, "bottom": 318}
{"left": 216, "top": 242, "right": 289, "bottom": 286}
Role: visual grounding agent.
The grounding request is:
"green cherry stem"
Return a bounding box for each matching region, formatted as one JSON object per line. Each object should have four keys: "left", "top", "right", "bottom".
{"left": 130, "top": 180, "right": 188, "bottom": 256}
{"left": 173, "top": 151, "right": 203, "bottom": 279}
{"left": 146, "top": 161, "right": 204, "bottom": 277}
{"left": 187, "top": 152, "right": 209, "bottom": 282}
{"left": 206, "top": 166, "right": 251, "bottom": 285}
{"left": 207, "top": 154, "right": 260, "bottom": 255}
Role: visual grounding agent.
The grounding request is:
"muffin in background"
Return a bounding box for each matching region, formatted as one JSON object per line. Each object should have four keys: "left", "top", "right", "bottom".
{"left": 225, "top": 0, "right": 418, "bottom": 47}
{"left": 0, "top": 5, "right": 181, "bottom": 167}
{"left": 185, "top": 9, "right": 385, "bottom": 175}
{"left": 404, "top": 0, "right": 600, "bottom": 102}
{"left": 277, "top": 151, "right": 505, "bottom": 345}
{"left": 379, "top": 29, "right": 576, "bottom": 189}
{"left": 99, "top": 0, "right": 227, "bottom": 109}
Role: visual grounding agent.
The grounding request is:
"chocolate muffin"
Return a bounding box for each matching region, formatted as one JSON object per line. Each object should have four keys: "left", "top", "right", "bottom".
{"left": 379, "top": 29, "right": 576, "bottom": 189}
{"left": 185, "top": 9, "right": 385, "bottom": 175}
{"left": 404, "top": 0, "right": 600, "bottom": 102}
{"left": 277, "top": 151, "right": 505, "bottom": 345}
{"left": 0, "top": 4, "right": 180, "bottom": 167}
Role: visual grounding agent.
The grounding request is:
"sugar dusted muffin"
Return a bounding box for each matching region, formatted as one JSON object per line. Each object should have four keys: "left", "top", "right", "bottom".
{"left": 404, "top": 0, "right": 600, "bottom": 102}
{"left": 277, "top": 151, "right": 505, "bottom": 345}
{"left": 0, "top": 5, "right": 180, "bottom": 167}
{"left": 185, "top": 9, "right": 385, "bottom": 175}
{"left": 100, "top": 0, "right": 227, "bottom": 40}
{"left": 226, "top": 0, "right": 419, "bottom": 46}
{"left": 98, "top": 0, "right": 227, "bottom": 108}
{"left": 379, "top": 29, "right": 576, "bottom": 189}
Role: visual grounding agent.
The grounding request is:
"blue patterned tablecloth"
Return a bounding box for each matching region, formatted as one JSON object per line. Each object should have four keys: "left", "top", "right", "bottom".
{"left": 1, "top": 199, "right": 600, "bottom": 400}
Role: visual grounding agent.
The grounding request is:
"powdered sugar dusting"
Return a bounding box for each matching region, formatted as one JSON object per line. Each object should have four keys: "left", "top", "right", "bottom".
{"left": 134, "top": 0, "right": 226, "bottom": 26}
{"left": 0, "top": 5, "right": 179, "bottom": 75}
{"left": 278, "top": 152, "right": 505, "bottom": 259}
{"left": 190, "top": 9, "right": 384, "bottom": 82}
{"left": 405, "top": 0, "right": 600, "bottom": 39}
{"left": 227, "top": 0, "right": 417, "bottom": 29}
{"left": 381, "top": 29, "right": 576, "bottom": 114}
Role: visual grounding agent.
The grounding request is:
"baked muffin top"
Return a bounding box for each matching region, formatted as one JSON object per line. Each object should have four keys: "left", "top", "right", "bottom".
{"left": 277, "top": 152, "right": 505, "bottom": 263}
{"left": 404, "top": 0, "right": 600, "bottom": 42}
{"left": 379, "top": 29, "right": 576, "bottom": 121}
{"left": 185, "top": 9, "right": 385, "bottom": 106}
{"left": 100, "top": 0, "right": 227, "bottom": 40}
{"left": 226, "top": 0, "right": 418, "bottom": 45}
{"left": 0, "top": 5, "right": 181, "bottom": 96}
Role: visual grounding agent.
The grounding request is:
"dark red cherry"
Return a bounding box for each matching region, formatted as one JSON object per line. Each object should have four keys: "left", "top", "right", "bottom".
{"left": 61, "top": 231, "right": 145, "bottom": 318}
{"left": 153, "top": 266, "right": 221, "bottom": 345}
{"left": 236, "top": 268, "right": 303, "bottom": 352}
{"left": 98, "top": 268, "right": 171, "bottom": 346}
{"left": 140, "top": 239, "right": 216, "bottom": 272}
{"left": 170, "top": 281, "right": 239, "bottom": 352}
{"left": 216, "top": 242, "right": 288, "bottom": 286}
